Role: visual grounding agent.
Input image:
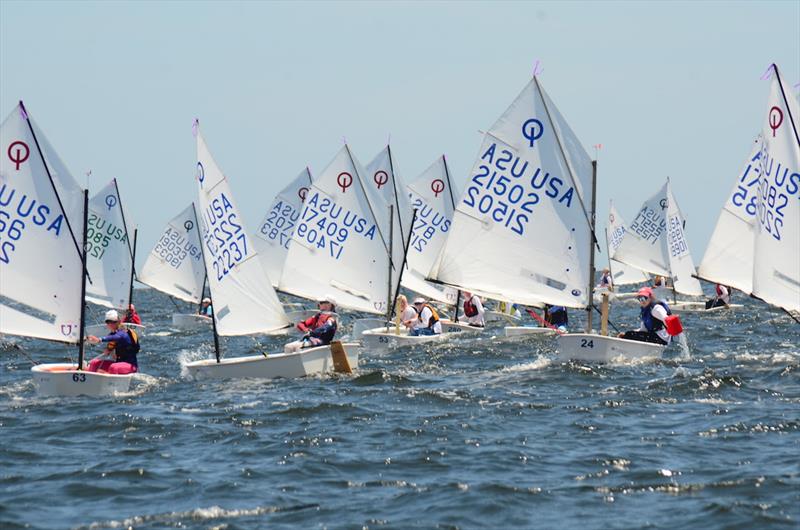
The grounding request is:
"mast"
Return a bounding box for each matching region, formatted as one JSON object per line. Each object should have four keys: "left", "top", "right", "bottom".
{"left": 113, "top": 178, "right": 135, "bottom": 260}
{"left": 192, "top": 202, "right": 220, "bottom": 362}
{"left": 78, "top": 190, "right": 89, "bottom": 370}
{"left": 127, "top": 229, "right": 138, "bottom": 309}
{"left": 534, "top": 78, "right": 600, "bottom": 252}
{"left": 772, "top": 64, "right": 800, "bottom": 149}
{"left": 442, "top": 155, "right": 457, "bottom": 211}
{"left": 603, "top": 226, "right": 615, "bottom": 291}
{"left": 391, "top": 208, "right": 418, "bottom": 315}
{"left": 20, "top": 101, "right": 84, "bottom": 262}
{"left": 386, "top": 204, "right": 394, "bottom": 320}
{"left": 199, "top": 274, "right": 207, "bottom": 312}
{"left": 586, "top": 160, "right": 597, "bottom": 333}
{"left": 386, "top": 144, "right": 406, "bottom": 242}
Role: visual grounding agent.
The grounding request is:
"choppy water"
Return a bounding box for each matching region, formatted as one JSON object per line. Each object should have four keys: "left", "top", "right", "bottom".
{"left": 1, "top": 288, "right": 798, "bottom": 529}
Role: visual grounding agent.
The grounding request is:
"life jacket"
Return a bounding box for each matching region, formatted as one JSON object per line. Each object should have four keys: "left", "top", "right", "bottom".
{"left": 463, "top": 296, "right": 479, "bottom": 318}
{"left": 112, "top": 329, "right": 140, "bottom": 366}
{"left": 307, "top": 312, "right": 338, "bottom": 344}
{"left": 416, "top": 304, "right": 440, "bottom": 329}
{"left": 641, "top": 301, "right": 671, "bottom": 333}
{"left": 547, "top": 306, "right": 568, "bottom": 327}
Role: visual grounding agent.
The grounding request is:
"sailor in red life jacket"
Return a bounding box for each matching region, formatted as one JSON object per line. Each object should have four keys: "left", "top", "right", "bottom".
{"left": 284, "top": 296, "right": 338, "bottom": 353}
{"left": 461, "top": 291, "right": 485, "bottom": 327}
{"left": 122, "top": 304, "right": 142, "bottom": 325}
{"left": 705, "top": 284, "right": 730, "bottom": 309}
{"left": 618, "top": 287, "right": 672, "bottom": 345}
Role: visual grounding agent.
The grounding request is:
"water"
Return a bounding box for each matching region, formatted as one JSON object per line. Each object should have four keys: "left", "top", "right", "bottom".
{"left": 1, "top": 289, "right": 798, "bottom": 529}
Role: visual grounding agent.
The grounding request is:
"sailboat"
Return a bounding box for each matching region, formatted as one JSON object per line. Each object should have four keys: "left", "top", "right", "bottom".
{"left": 137, "top": 204, "right": 211, "bottom": 330}
{"left": 610, "top": 180, "right": 708, "bottom": 310}
{"left": 251, "top": 167, "right": 319, "bottom": 327}
{"left": 183, "top": 123, "right": 358, "bottom": 379}
{"left": 423, "top": 74, "right": 666, "bottom": 361}
{"left": 0, "top": 102, "right": 134, "bottom": 395}
{"left": 698, "top": 64, "right": 799, "bottom": 320}
{"left": 83, "top": 179, "right": 146, "bottom": 337}
{"left": 601, "top": 201, "right": 651, "bottom": 301}
{"left": 354, "top": 149, "right": 480, "bottom": 351}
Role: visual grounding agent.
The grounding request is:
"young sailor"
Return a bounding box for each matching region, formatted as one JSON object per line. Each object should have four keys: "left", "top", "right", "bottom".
{"left": 410, "top": 298, "right": 442, "bottom": 336}
{"left": 199, "top": 298, "right": 213, "bottom": 317}
{"left": 544, "top": 304, "right": 568, "bottom": 332}
{"left": 461, "top": 291, "right": 485, "bottom": 327}
{"left": 706, "top": 284, "right": 730, "bottom": 309}
{"left": 618, "top": 287, "right": 672, "bottom": 345}
{"left": 86, "top": 310, "right": 140, "bottom": 374}
{"left": 596, "top": 268, "right": 613, "bottom": 291}
{"left": 284, "top": 296, "right": 338, "bottom": 353}
{"left": 396, "top": 294, "right": 418, "bottom": 330}
{"left": 123, "top": 303, "right": 142, "bottom": 325}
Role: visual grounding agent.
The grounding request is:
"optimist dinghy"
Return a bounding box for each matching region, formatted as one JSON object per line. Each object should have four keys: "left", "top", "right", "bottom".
{"left": 424, "top": 75, "right": 668, "bottom": 361}
{"left": 182, "top": 122, "right": 357, "bottom": 380}
{"left": 0, "top": 102, "right": 136, "bottom": 396}
{"left": 696, "top": 65, "right": 799, "bottom": 319}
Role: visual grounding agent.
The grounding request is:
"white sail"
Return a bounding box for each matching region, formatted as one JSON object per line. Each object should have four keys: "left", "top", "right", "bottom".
{"left": 279, "top": 145, "right": 391, "bottom": 315}
{"left": 697, "top": 137, "right": 762, "bottom": 294}
{"left": 664, "top": 181, "right": 703, "bottom": 296}
{"left": 195, "top": 125, "right": 289, "bottom": 335}
{"left": 363, "top": 145, "right": 411, "bottom": 300}
{"left": 85, "top": 179, "right": 133, "bottom": 308}
{"left": 429, "top": 77, "right": 594, "bottom": 308}
{"left": 753, "top": 68, "right": 800, "bottom": 313}
{"left": 0, "top": 103, "right": 84, "bottom": 343}
{"left": 611, "top": 182, "right": 671, "bottom": 277}
{"left": 403, "top": 156, "right": 458, "bottom": 303}
{"left": 252, "top": 167, "right": 313, "bottom": 288}
{"left": 138, "top": 204, "right": 206, "bottom": 304}
{"left": 606, "top": 202, "right": 650, "bottom": 286}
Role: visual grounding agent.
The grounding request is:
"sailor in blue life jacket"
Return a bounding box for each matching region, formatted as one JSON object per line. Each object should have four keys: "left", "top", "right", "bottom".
{"left": 596, "top": 268, "right": 613, "bottom": 292}
{"left": 86, "top": 309, "right": 140, "bottom": 374}
{"left": 544, "top": 304, "right": 568, "bottom": 332}
{"left": 618, "top": 287, "right": 672, "bottom": 345}
{"left": 461, "top": 291, "right": 485, "bottom": 327}
{"left": 705, "top": 284, "right": 730, "bottom": 309}
{"left": 199, "top": 297, "right": 213, "bottom": 317}
{"left": 284, "top": 295, "right": 338, "bottom": 353}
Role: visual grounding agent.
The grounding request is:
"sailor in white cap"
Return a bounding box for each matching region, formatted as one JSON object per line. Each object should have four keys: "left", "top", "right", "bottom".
{"left": 410, "top": 297, "right": 442, "bottom": 336}
{"left": 199, "top": 297, "right": 213, "bottom": 317}
{"left": 285, "top": 295, "right": 339, "bottom": 353}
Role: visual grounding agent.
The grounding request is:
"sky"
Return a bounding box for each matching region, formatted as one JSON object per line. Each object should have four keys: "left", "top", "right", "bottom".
{"left": 1, "top": 0, "right": 798, "bottom": 272}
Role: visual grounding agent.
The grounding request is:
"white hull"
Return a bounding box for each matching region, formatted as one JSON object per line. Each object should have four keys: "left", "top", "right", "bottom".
{"left": 361, "top": 326, "right": 448, "bottom": 352}
{"left": 557, "top": 333, "right": 665, "bottom": 363}
{"left": 669, "top": 301, "right": 706, "bottom": 311}
{"left": 675, "top": 303, "right": 744, "bottom": 313}
{"left": 504, "top": 326, "right": 556, "bottom": 337}
{"left": 85, "top": 323, "right": 147, "bottom": 337}
{"left": 183, "top": 342, "right": 360, "bottom": 380}
{"left": 351, "top": 318, "right": 390, "bottom": 339}
{"left": 31, "top": 363, "right": 132, "bottom": 396}
{"left": 440, "top": 320, "right": 485, "bottom": 334}
{"left": 172, "top": 313, "right": 212, "bottom": 330}
{"left": 485, "top": 311, "right": 522, "bottom": 324}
